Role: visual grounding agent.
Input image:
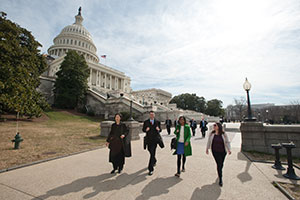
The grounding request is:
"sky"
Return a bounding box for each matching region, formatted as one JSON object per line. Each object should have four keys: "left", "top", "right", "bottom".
{"left": 2, "top": 0, "right": 300, "bottom": 107}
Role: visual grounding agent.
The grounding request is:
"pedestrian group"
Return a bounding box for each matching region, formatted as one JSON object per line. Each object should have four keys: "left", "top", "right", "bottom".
{"left": 105, "top": 110, "right": 231, "bottom": 187}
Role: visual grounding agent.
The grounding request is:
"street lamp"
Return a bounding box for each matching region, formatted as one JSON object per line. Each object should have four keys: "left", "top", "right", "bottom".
{"left": 243, "top": 78, "right": 256, "bottom": 122}
{"left": 129, "top": 100, "right": 134, "bottom": 121}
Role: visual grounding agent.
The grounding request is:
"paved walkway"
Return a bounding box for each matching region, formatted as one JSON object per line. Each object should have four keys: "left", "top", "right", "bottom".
{"left": 0, "top": 128, "right": 298, "bottom": 200}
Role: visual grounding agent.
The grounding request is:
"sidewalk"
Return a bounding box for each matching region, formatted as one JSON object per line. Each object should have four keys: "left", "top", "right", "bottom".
{"left": 0, "top": 129, "right": 296, "bottom": 200}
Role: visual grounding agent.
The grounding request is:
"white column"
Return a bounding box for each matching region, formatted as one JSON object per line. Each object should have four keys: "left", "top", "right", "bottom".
{"left": 104, "top": 73, "right": 107, "bottom": 89}
{"left": 96, "top": 71, "right": 99, "bottom": 86}
{"left": 110, "top": 75, "right": 112, "bottom": 90}
{"left": 89, "top": 68, "right": 92, "bottom": 84}
{"left": 123, "top": 79, "right": 126, "bottom": 92}
{"left": 115, "top": 78, "right": 118, "bottom": 90}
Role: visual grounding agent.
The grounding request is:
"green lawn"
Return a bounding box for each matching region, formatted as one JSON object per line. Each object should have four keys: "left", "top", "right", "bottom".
{"left": 0, "top": 110, "right": 106, "bottom": 170}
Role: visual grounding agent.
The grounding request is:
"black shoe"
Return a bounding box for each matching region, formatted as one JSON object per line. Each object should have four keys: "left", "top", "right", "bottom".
{"left": 118, "top": 169, "right": 122, "bottom": 174}
{"left": 182, "top": 169, "right": 185, "bottom": 172}
{"left": 148, "top": 171, "right": 153, "bottom": 176}
{"left": 110, "top": 170, "right": 115, "bottom": 174}
{"left": 175, "top": 173, "right": 180, "bottom": 177}
{"left": 219, "top": 179, "right": 223, "bottom": 187}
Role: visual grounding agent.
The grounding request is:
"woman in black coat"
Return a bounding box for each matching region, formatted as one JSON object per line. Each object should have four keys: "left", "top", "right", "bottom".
{"left": 106, "top": 113, "right": 130, "bottom": 174}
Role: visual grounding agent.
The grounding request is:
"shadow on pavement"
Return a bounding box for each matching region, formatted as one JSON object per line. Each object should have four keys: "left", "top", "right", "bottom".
{"left": 32, "top": 168, "right": 148, "bottom": 200}
{"left": 190, "top": 179, "right": 221, "bottom": 200}
{"left": 135, "top": 176, "right": 182, "bottom": 200}
{"left": 194, "top": 137, "right": 205, "bottom": 140}
{"left": 237, "top": 152, "right": 252, "bottom": 183}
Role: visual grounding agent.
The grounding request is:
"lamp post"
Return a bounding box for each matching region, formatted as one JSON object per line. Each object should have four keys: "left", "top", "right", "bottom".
{"left": 243, "top": 78, "right": 256, "bottom": 122}
{"left": 266, "top": 109, "right": 269, "bottom": 124}
{"left": 129, "top": 100, "right": 134, "bottom": 121}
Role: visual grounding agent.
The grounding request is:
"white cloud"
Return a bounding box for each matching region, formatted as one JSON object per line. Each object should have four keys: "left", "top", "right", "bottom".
{"left": 2, "top": 0, "right": 300, "bottom": 106}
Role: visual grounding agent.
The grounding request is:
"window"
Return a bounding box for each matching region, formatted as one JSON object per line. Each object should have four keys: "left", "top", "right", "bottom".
{"left": 78, "top": 41, "right": 81, "bottom": 46}
{"left": 63, "top": 39, "right": 65, "bottom": 44}
{"left": 70, "top": 39, "right": 73, "bottom": 45}
{"left": 74, "top": 40, "right": 77, "bottom": 45}
{"left": 66, "top": 39, "right": 69, "bottom": 44}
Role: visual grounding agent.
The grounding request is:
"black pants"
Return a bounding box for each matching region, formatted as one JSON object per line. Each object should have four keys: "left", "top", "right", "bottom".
{"left": 111, "top": 151, "right": 125, "bottom": 171}
{"left": 201, "top": 129, "right": 206, "bottom": 137}
{"left": 166, "top": 126, "right": 171, "bottom": 135}
{"left": 192, "top": 128, "right": 196, "bottom": 136}
{"left": 212, "top": 151, "right": 226, "bottom": 178}
{"left": 177, "top": 154, "right": 186, "bottom": 174}
{"left": 147, "top": 144, "right": 157, "bottom": 172}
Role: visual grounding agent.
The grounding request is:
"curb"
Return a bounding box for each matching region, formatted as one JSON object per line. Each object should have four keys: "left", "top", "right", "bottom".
{"left": 273, "top": 181, "right": 296, "bottom": 200}
{"left": 0, "top": 146, "right": 104, "bottom": 174}
{"left": 241, "top": 152, "right": 300, "bottom": 170}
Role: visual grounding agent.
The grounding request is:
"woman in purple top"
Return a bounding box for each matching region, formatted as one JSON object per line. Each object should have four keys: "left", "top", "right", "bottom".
{"left": 206, "top": 122, "right": 231, "bottom": 186}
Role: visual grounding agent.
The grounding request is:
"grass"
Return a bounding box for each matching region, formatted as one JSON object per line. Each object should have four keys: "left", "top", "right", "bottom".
{"left": 277, "top": 182, "right": 300, "bottom": 200}
{"left": 0, "top": 110, "right": 106, "bottom": 170}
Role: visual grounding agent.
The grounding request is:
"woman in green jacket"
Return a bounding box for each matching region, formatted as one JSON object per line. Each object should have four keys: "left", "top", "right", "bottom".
{"left": 174, "top": 116, "right": 192, "bottom": 177}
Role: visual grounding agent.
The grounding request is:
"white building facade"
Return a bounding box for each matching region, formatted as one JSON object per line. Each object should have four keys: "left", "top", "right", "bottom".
{"left": 45, "top": 9, "right": 132, "bottom": 95}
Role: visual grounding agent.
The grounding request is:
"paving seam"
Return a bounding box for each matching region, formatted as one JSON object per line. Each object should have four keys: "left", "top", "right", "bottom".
{"left": 0, "top": 182, "right": 41, "bottom": 199}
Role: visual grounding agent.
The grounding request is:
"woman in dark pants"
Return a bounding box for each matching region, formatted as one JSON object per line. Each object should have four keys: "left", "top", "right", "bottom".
{"left": 206, "top": 122, "right": 231, "bottom": 186}
{"left": 106, "top": 113, "right": 129, "bottom": 174}
{"left": 174, "top": 116, "right": 192, "bottom": 177}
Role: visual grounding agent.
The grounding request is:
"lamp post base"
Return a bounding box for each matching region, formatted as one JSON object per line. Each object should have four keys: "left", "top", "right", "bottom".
{"left": 244, "top": 117, "right": 257, "bottom": 122}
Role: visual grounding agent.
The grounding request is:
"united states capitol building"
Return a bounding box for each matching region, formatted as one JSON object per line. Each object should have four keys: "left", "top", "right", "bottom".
{"left": 39, "top": 8, "right": 215, "bottom": 121}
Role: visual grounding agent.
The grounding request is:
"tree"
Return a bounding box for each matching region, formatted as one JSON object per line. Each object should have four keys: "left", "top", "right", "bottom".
{"left": 54, "top": 50, "right": 89, "bottom": 109}
{"left": 0, "top": 14, "right": 49, "bottom": 117}
{"left": 205, "top": 99, "right": 224, "bottom": 116}
{"left": 290, "top": 100, "right": 300, "bottom": 123}
{"left": 170, "top": 93, "right": 206, "bottom": 112}
{"left": 233, "top": 97, "right": 246, "bottom": 121}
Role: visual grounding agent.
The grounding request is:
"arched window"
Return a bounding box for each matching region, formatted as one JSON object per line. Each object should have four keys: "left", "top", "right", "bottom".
{"left": 70, "top": 39, "right": 73, "bottom": 45}
{"left": 74, "top": 40, "right": 77, "bottom": 45}
{"left": 78, "top": 41, "right": 81, "bottom": 46}
{"left": 66, "top": 39, "right": 69, "bottom": 44}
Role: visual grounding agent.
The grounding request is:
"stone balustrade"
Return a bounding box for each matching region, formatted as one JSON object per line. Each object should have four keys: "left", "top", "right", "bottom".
{"left": 240, "top": 122, "right": 300, "bottom": 157}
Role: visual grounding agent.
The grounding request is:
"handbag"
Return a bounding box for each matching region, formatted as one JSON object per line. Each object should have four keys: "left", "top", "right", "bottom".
{"left": 157, "top": 134, "right": 165, "bottom": 148}
{"left": 171, "top": 137, "right": 177, "bottom": 150}
{"left": 143, "top": 136, "right": 147, "bottom": 150}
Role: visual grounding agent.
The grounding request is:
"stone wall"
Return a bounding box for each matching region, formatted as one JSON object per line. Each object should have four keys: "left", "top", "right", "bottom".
{"left": 100, "top": 121, "right": 141, "bottom": 140}
{"left": 240, "top": 122, "right": 300, "bottom": 156}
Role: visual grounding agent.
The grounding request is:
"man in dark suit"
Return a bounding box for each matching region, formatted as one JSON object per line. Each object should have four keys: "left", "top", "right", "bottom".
{"left": 200, "top": 116, "right": 208, "bottom": 138}
{"left": 142, "top": 110, "right": 162, "bottom": 175}
{"left": 165, "top": 117, "right": 172, "bottom": 135}
{"left": 174, "top": 118, "right": 178, "bottom": 128}
{"left": 190, "top": 118, "right": 197, "bottom": 136}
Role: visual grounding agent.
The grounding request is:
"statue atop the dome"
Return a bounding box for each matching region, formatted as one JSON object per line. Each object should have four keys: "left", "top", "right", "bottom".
{"left": 78, "top": 7, "right": 82, "bottom": 16}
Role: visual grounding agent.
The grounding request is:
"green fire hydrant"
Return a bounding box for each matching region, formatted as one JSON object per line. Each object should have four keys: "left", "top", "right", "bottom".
{"left": 11, "top": 132, "right": 23, "bottom": 149}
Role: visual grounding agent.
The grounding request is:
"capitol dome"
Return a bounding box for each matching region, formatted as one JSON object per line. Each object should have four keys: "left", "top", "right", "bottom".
{"left": 47, "top": 8, "right": 99, "bottom": 63}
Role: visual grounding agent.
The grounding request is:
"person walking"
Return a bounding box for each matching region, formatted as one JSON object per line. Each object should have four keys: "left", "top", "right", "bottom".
{"left": 106, "top": 113, "right": 131, "bottom": 174}
{"left": 190, "top": 118, "right": 197, "bottom": 136}
{"left": 206, "top": 122, "right": 231, "bottom": 186}
{"left": 165, "top": 117, "right": 172, "bottom": 135}
{"left": 200, "top": 116, "right": 208, "bottom": 138}
{"left": 174, "top": 116, "right": 192, "bottom": 177}
{"left": 142, "top": 111, "right": 162, "bottom": 175}
{"left": 174, "top": 118, "right": 178, "bottom": 127}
